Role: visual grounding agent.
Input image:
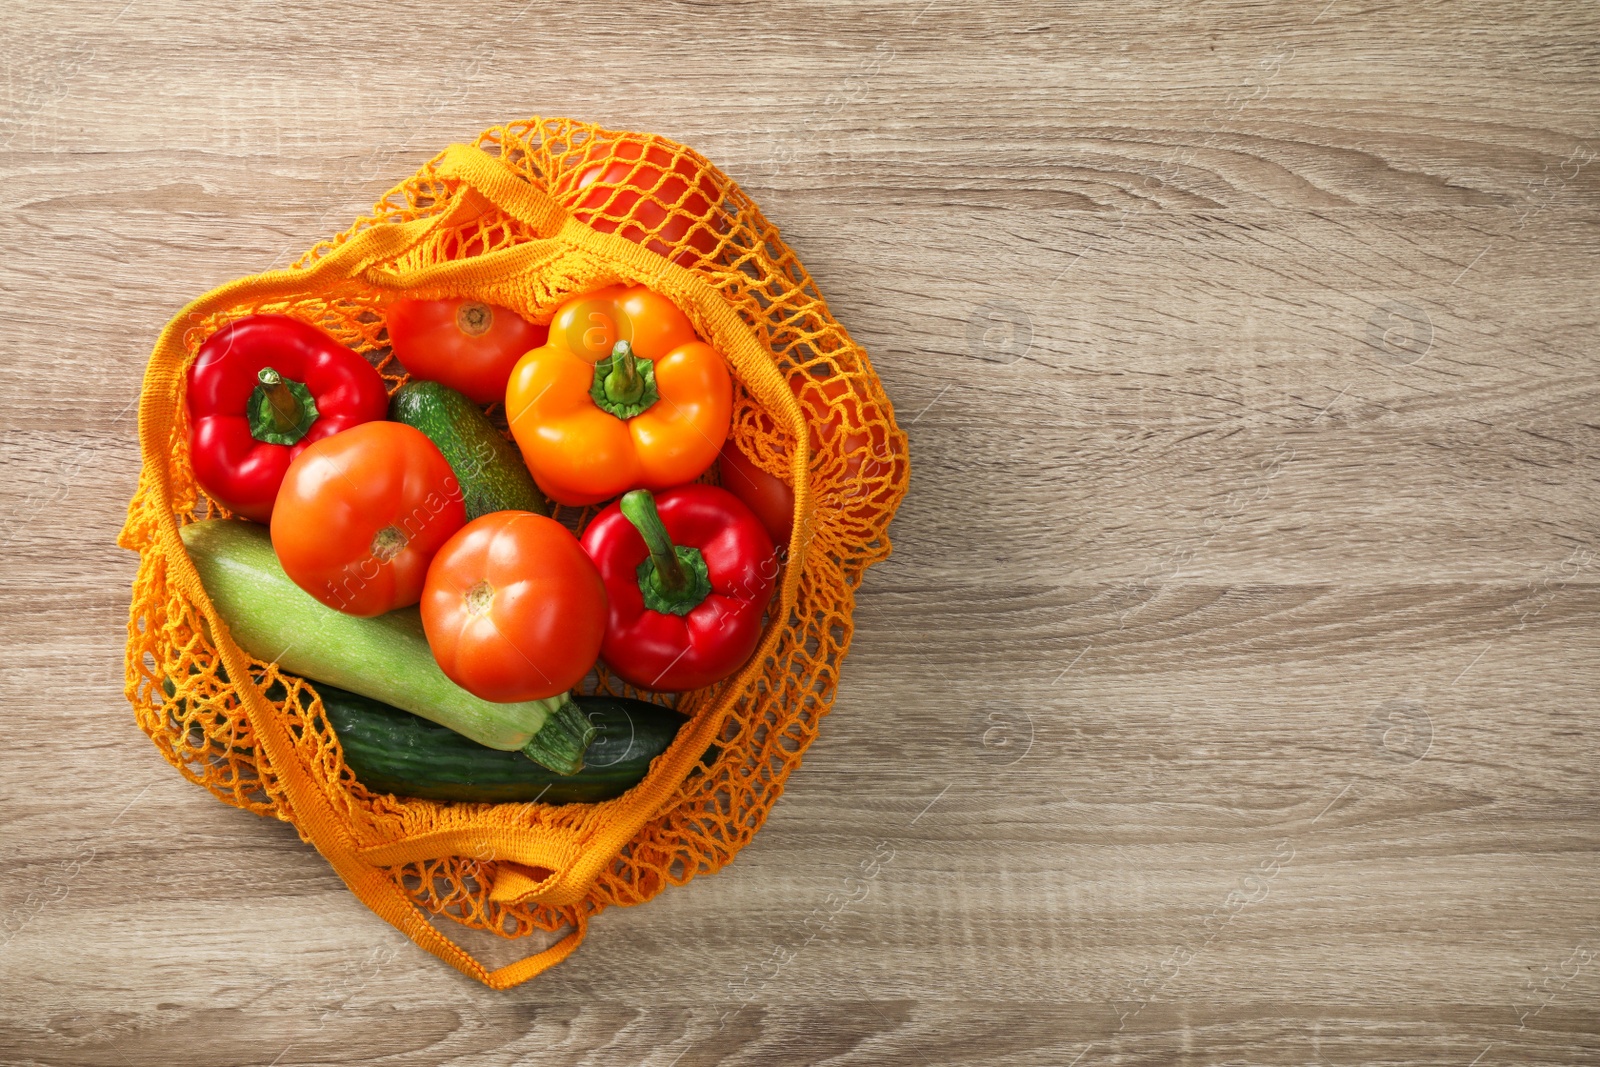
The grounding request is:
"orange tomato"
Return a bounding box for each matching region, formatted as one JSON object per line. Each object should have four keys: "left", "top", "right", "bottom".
{"left": 555, "top": 134, "right": 723, "bottom": 267}
{"left": 420, "top": 511, "right": 607, "bottom": 702}
{"left": 270, "top": 422, "right": 466, "bottom": 617}
{"left": 506, "top": 284, "right": 732, "bottom": 506}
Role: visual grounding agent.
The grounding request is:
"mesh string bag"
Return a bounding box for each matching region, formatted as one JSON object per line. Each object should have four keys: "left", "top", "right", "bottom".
{"left": 117, "top": 116, "right": 910, "bottom": 988}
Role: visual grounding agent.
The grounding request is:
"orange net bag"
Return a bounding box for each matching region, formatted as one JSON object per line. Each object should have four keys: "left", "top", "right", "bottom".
{"left": 117, "top": 116, "right": 909, "bottom": 988}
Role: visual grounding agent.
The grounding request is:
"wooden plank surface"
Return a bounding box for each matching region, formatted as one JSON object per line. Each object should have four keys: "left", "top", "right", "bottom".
{"left": 3, "top": 0, "right": 1598, "bottom": 1063}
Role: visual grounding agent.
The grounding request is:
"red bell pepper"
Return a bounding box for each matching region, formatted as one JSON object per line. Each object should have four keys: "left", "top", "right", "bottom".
{"left": 185, "top": 315, "right": 389, "bottom": 523}
{"left": 581, "top": 485, "right": 776, "bottom": 692}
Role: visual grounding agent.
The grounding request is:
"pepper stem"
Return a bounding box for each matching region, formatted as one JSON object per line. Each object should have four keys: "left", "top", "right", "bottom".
{"left": 621, "top": 489, "right": 685, "bottom": 590}
{"left": 619, "top": 489, "right": 713, "bottom": 615}
{"left": 258, "top": 368, "right": 299, "bottom": 434}
{"left": 246, "top": 367, "right": 320, "bottom": 446}
{"left": 604, "top": 341, "right": 643, "bottom": 405}
{"left": 589, "top": 340, "right": 661, "bottom": 419}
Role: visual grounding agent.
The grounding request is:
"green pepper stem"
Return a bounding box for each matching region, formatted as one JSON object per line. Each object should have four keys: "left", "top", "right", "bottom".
{"left": 257, "top": 367, "right": 304, "bottom": 435}
{"left": 620, "top": 489, "right": 686, "bottom": 592}
{"left": 603, "top": 340, "right": 644, "bottom": 406}
{"left": 620, "top": 490, "right": 714, "bottom": 615}
{"left": 589, "top": 340, "right": 660, "bottom": 419}
{"left": 246, "top": 366, "right": 320, "bottom": 446}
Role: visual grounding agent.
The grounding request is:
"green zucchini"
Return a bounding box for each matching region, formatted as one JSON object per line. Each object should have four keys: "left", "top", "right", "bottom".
{"left": 388, "top": 380, "right": 549, "bottom": 519}
{"left": 178, "top": 518, "right": 593, "bottom": 773}
{"left": 317, "top": 684, "right": 684, "bottom": 803}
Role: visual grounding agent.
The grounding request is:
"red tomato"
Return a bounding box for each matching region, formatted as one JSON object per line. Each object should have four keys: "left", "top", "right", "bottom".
{"left": 386, "top": 298, "right": 547, "bottom": 405}
{"left": 717, "top": 375, "right": 899, "bottom": 554}
{"left": 789, "top": 371, "right": 901, "bottom": 530}
{"left": 717, "top": 439, "right": 794, "bottom": 548}
{"left": 556, "top": 134, "right": 724, "bottom": 267}
{"left": 270, "top": 422, "right": 466, "bottom": 617}
{"left": 421, "top": 511, "right": 607, "bottom": 702}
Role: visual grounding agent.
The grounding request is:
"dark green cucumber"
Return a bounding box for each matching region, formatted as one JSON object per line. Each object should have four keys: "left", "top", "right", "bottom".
{"left": 388, "top": 380, "right": 549, "bottom": 519}
{"left": 318, "top": 684, "right": 684, "bottom": 804}
{"left": 161, "top": 674, "right": 688, "bottom": 804}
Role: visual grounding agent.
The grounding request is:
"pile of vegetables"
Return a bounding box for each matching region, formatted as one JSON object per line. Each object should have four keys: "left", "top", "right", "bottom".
{"left": 182, "top": 272, "right": 787, "bottom": 804}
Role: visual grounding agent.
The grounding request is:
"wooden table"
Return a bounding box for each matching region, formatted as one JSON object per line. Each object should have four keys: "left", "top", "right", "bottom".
{"left": 4, "top": 1, "right": 1596, "bottom": 1063}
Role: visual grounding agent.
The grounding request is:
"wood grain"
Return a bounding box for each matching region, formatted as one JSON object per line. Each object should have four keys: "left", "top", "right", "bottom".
{"left": 2, "top": 0, "right": 1597, "bottom": 1063}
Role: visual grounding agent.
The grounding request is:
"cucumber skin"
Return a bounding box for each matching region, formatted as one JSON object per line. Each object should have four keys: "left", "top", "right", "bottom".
{"left": 318, "top": 684, "right": 683, "bottom": 804}
{"left": 178, "top": 519, "right": 562, "bottom": 752}
{"left": 388, "top": 381, "right": 549, "bottom": 519}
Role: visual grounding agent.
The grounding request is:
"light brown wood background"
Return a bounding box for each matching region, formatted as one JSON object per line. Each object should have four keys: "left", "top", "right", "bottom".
{"left": 2, "top": 0, "right": 1597, "bottom": 1063}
